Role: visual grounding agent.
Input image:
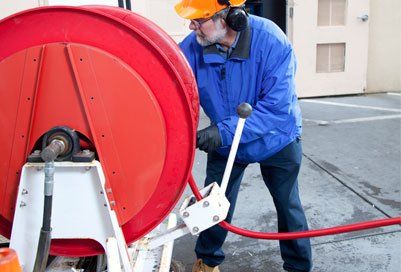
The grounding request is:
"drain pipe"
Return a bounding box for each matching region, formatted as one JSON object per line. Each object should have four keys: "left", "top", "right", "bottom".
{"left": 125, "top": 0, "right": 132, "bottom": 10}
{"left": 118, "top": 0, "right": 124, "bottom": 9}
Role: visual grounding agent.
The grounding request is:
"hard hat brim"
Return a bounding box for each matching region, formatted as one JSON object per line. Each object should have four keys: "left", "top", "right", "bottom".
{"left": 174, "top": 2, "right": 207, "bottom": 19}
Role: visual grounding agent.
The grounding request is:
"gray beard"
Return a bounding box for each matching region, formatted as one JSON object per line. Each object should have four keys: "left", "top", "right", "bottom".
{"left": 195, "top": 22, "right": 227, "bottom": 47}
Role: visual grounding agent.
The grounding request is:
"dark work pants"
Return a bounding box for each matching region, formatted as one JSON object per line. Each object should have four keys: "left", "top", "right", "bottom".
{"left": 195, "top": 139, "right": 312, "bottom": 272}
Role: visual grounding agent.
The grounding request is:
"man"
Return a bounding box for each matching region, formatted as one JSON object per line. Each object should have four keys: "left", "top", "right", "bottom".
{"left": 175, "top": 0, "right": 312, "bottom": 271}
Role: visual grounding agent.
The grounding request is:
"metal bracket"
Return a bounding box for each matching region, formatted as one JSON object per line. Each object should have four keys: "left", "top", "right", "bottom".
{"left": 10, "top": 161, "right": 133, "bottom": 272}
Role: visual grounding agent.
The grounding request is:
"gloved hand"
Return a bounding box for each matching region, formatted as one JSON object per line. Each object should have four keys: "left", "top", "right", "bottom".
{"left": 196, "top": 125, "right": 222, "bottom": 153}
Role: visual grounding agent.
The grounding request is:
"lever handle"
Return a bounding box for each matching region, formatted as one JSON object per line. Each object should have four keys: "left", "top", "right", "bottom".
{"left": 220, "top": 103, "right": 253, "bottom": 193}
{"left": 237, "top": 102, "right": 252, "bottom": 119}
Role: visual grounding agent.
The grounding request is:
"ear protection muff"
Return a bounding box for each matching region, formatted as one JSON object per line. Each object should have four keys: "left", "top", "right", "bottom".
{"left": 217, "top": 0, "right": 249, "bottom": 32}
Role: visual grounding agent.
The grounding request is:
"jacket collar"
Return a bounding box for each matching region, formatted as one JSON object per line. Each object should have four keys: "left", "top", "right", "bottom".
{"left": 202, "top": 25, "right": 251, "bottom": 64}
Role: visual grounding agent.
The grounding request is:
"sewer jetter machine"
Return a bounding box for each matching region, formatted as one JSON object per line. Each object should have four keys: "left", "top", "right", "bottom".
{"left": 0, "top": 5, "right": 400, "bottom": 272}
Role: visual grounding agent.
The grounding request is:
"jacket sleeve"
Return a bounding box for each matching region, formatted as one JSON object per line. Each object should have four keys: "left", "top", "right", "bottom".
{"left": 217, "top": 39, "right": 298, "bottom": 146}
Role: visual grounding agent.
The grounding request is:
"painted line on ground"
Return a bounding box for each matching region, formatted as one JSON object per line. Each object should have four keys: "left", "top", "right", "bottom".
{"left": 387, "top": 92, "right": 401, "bottom": 96}
{"left": 303, "top": 118, "right": 329, "bottom": 125}
{"left": 301, "top": 99, "right": 401, "bottom": 113}
{"left": 333, "top": 114, "right": 401, "bottom": 124}
{"left": 303, "top": 114, "right": 401, "bottom": 125}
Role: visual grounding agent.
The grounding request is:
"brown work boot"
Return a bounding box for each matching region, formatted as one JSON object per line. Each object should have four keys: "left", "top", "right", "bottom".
{"left": 192, "top": 259, "right": 220, "bottom": 272}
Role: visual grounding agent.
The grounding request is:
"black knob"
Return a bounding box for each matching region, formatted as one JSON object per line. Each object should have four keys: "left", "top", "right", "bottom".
{"left": 236, "top": 103, "right": 252, "bottom": 119}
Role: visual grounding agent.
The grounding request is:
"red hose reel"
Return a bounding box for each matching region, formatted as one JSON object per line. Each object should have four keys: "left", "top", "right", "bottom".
{"left": 1, "top": 5, "right": 399, "bottom": 260}
{"left": 0, "top": 6, "right": 198, "bottom": 256}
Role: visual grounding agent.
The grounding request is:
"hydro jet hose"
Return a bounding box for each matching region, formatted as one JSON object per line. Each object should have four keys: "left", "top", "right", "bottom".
{"left": 187, "top": 175, "right": 401, "bottom": 240}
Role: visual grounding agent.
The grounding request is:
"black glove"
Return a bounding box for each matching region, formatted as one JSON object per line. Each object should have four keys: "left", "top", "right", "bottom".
{"left": 196, "top": 125, "right": 222, "bottom": 153}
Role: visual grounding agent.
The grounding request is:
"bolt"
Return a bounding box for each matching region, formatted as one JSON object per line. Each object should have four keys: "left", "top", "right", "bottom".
{"left": 36, "top": 166, "right": 43, "bottom": 171}
{"left": 192, "top": 227, "right": 199, "bottom": 233}
{"left": 106, "top": 188, "right": 112, "bottom": 194}
{"left": 100, "top": 191, "right": 104, "bottom": 194}
{"left": 20, "top": 201, "right": 26, "bottom": 208}
{"left": 83, "top": 149, "right": 90, "bottom": 155}
{"left": 85, "top": 166, "right": 91, "bottom": 171}
{"left": 203, "top": 201, "right": 210, "bottom": 207}
{"left": 21, "top": 189, "right": 28, "bottom": 195}
{"left": 110, "top": 201, "right": 116, "bottom": 206}
{"left": 213, "top": 215, "right": 220, "bottom": 222}
{"left": 183, "top": 211, "right": 190, "bottom": 218}
{"left": 33, "top": 150, "right": 41, "bottom": 155}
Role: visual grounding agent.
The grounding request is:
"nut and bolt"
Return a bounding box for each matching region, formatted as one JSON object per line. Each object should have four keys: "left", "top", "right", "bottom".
{"left": 203, "top": 201, "right": 210, "bottom": 207}
{"left": 20, "top": 201, "right": 26, "bottom": 208}
{"left": 33, "top": 150, "right": 41, "bottom": 155}
{"left": 85, "top": 166, "right": 92, "bottom": 171}
{"left": 213, "top": 215, "right": 220, "bottom": 222}
{"left": 83, "top": 149, "right": 91, "bottom": 155}
{"left": 21, "top": 189, "right": 28, "bottom": 195}
{"left": 192, "top": 227, "right": 199, "bottom": 233}
{"left": 36, "top": 166, "right": 43, "bottom": 171}
{"left": 110, "top": 201, "right": 116, "bottom": 206}
{"left": 183, "top": 211, "right": 190, "bottom": 218}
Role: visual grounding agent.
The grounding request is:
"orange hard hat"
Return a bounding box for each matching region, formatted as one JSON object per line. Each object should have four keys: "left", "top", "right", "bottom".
{"left": 175, "top": 0, "right": 246, "bottom": 19}
{"left": 0, "top": 248, "right": 22, "bottom": 272}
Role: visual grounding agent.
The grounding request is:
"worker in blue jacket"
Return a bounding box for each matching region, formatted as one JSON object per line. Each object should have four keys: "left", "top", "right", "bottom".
{"left": 175, "top": 0, "right": 312, "bottom": 271}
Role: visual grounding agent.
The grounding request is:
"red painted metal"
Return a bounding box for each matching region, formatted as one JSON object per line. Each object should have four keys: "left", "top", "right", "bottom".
{"left": 0, "top": 6, "right": 198, "bottom": 256}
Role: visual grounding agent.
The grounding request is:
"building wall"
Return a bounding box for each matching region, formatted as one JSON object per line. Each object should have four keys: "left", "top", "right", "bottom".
{"left": 131, "top": 0, "right": 190, "bottom": 42}
{"left": 0, "top": 0, "right": 48, "bottom": 19}
{"left": 2, "top": 1, "right": 399, "bottom": 93}
{"left": 366, "top": 0, "right": 401, "bottom": 92}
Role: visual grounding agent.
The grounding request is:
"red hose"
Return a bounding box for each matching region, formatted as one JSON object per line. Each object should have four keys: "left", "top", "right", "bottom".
{"left": 188, "top": 175, "right": 401, "bottom": 240}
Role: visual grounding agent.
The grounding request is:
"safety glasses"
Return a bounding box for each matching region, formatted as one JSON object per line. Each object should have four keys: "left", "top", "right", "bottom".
{"left": 190, "top": 17, "right": 213, "bottom": 28}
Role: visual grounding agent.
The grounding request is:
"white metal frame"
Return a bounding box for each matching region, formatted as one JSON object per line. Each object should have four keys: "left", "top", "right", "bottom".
{"left": 10, "top": 161, "right": 132, "bottom": 272}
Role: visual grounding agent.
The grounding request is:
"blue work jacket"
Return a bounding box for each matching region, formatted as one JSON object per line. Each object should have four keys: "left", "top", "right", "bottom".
{"left": 180, "top": 15, "right": 302, "bottom": 163}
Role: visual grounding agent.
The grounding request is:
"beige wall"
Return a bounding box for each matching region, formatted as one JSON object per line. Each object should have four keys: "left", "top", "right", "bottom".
{"left": 132, "top": 0, "right": 190, "bottom": 42}
{"left": 2, "top": 1, "right": 399, "bottom": 93}
{"left": 0, "top": 0, "right": 47, "bottom": 19}
{"left": 366, "top": 0, "right": 401, "bottom": 92}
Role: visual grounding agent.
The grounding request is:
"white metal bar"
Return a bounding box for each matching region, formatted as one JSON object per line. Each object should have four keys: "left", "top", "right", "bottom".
{"left": 141, "top": 223, "right": 190, "bottom": 251}
{"left": 220, "top": 118, "right": 246, "bottom": 193}
{"left": 159, "top": 214, "right": 177, "bottom": 272}
{"left": 106, "top": 238, "right": 122, "bottom": 272}
{"left": 109, "top": 211, "right": 133, "bottom": 272}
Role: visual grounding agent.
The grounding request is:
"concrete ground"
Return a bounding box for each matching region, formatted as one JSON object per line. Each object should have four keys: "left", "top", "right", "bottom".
{"left": 173, "top": 93, "right": 401, "bottom": 272}
{"left": 1, "top": 93, "right": 400, "bottom": 271}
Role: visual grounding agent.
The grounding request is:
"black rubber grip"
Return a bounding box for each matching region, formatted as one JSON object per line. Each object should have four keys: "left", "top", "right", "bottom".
{"left": 236, "top": 103, "right": 253, "bottom": 119}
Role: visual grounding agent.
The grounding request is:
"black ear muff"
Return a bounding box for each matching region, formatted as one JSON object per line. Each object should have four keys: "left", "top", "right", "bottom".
{"left": 216, "top": 0, "right": 248, "bottom": 32}
{"left": 217, "top": 0, "right": 230, "bottom": 5}
{"left": 226, "top": 7, "right": 248, "bottom": 32}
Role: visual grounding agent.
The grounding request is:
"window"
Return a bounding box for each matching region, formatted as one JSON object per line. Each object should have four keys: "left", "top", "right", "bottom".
{"left": 316, "top": 43, "right": 346, "bottom": 73}
{"left": 318, "top": 0, "right": 347, "bottom": 26}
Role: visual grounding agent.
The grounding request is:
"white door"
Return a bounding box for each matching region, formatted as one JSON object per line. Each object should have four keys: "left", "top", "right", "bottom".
{"left": 288, "top": 0, "right": 370, "bottom": 97}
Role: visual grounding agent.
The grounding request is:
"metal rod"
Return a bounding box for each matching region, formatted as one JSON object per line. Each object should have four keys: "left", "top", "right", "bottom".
{"left": 220, "top": 103, "right": 252, "bottom": 194}
{"left": 220, "top": 118, "right": 246, "bottom": 193}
